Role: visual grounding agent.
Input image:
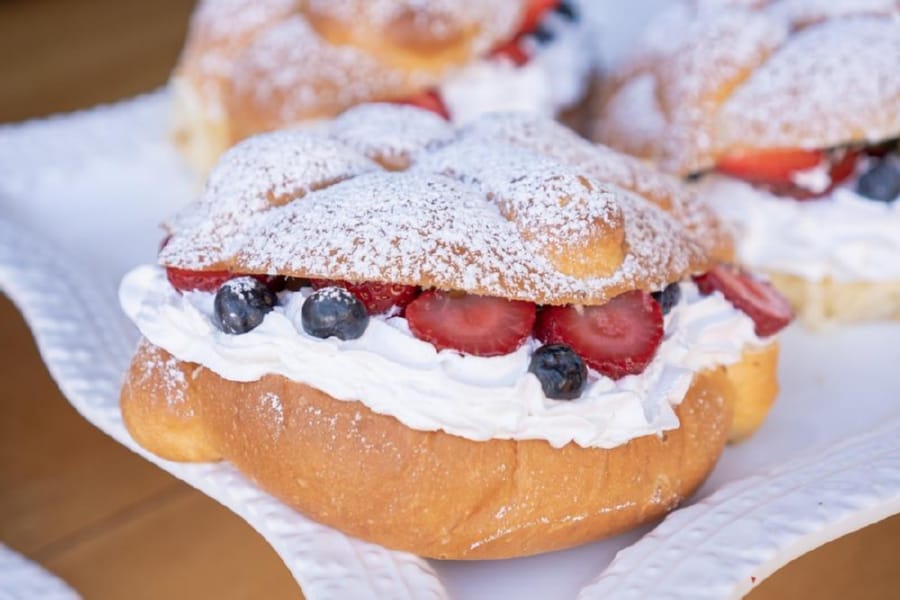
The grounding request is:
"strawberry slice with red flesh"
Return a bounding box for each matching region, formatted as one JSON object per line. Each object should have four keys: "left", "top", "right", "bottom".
{"left": 398, "top": 90, "right": 450, "bottom": 120}
{"left": 166, "top": 267, "right": 278, "bottom": 293}
{"left": 490, "top": 0, "right": 559, "bottom": 66}
{"left": 491, "top": 38, "right": 531, "bottom": 66}
{"left": 405, "top": 290, "right": 536, "bottom": 356}
{"left": 694, "top": 264, "right": 793, "bottom": 337}
{"left": 717, "top": 147, "right": 860, "bottom": 199}
{"left": 519, "top": 0, "right": 560, "bottom": 34}
{"left": 166, "top": 267, "right": 235, "bottom": 293}
{"left": 717, "top": 148, "right": 824, "bottom": 185}
{"left": 311, "top": 279, "right": 420, "bottom": 315}
{"left": 535, "top": 291, "right": 663, "bottom": 380}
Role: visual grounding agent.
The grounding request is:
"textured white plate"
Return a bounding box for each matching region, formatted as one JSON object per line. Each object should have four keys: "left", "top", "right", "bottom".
{"left": 2, "top": 5, "right": 899, "bottom": 598}
{"left": 0, "top": 544, "right": 80, "bottom": 600}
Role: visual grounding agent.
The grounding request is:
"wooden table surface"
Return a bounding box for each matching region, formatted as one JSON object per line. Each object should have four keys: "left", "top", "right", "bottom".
{"left": 0, "top": 1, "right": 896, "bottom": 598}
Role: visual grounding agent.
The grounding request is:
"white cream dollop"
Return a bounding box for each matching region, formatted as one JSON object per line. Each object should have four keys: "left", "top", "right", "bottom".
{"left": 440, "top": 13, "right": 593, "bottom": 124}
{"left": 120, "top": 266, "right": 765, "bottom": 449}
{"left": 700, "top": 174, "right": 900, "bottom": 282}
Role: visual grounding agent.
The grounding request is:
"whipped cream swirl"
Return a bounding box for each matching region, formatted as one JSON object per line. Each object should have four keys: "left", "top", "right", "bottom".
{"left": 440, "top": 11, "right": 593, "bottom": 124}
{"left": 700, "top": 174, "right": 900, "bottom": 282}
{"left": 121, "top": 266, "right": 765, "bottom": 449}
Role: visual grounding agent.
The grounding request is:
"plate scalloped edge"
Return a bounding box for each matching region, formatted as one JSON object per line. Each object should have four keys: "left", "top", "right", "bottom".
{"left": 0, "top": 543, "right": 80, "bottom": 600}
{"left": 0, "top": 213, "right": 447, "bottom": 600}
{"left": 579, "top": 419, "right": 900, "bottom": 599}
{"left": 2, "top": 92, "right": 900, "bottom": 600}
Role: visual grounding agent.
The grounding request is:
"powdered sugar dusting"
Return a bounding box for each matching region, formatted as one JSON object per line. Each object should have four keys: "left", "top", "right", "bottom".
{"left": 134, "top": 340, "right": 190, "bottom": 414}
{"left": 456, "top": 112, "right": 732, "bottom": 258}
{"left": 177, "top": 0, "right": 527, "bottom": 129}
{"left": 259, "top": 391, "right": 285, "bottom": 437}
{"left": 160, "top": 105, "right": 710, "bottom": 305}
{"left": 329, "top": 104, "right": 454, "bottom": 169}
{"left": 595, "top": 0, "right": 900, "bottom": 174}
{"left": 718, "top": 17, "right": 900, "bottom": 150}
{"left": 203, "top": 130, "right": 378, "bottom": 212}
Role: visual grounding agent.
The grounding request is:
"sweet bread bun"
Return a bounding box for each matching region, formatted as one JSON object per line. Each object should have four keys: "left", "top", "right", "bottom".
{"left": 593, "top": 0, "right": 900, "bottom": 176}
{"left": 172, "top": 0, "right": 594, "bottom": 171}
{"left": 162, "top": 105, "right": 723, "bottom": 303}
{"left": 122, "top": 339, "right": 777, "bottom": 559}
{"left": 123, "top": 106, "right": 788, "bottom": 558}
{"left": 593, "top": 1, "right": 900, "bottom": 326}
{"left": 766, "top": 273, "right": 900, "bottom": 328}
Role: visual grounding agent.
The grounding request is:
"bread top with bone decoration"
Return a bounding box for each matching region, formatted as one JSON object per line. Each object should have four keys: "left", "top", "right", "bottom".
{"left": 160, "top": 104, "right": 730, "bottom": 306}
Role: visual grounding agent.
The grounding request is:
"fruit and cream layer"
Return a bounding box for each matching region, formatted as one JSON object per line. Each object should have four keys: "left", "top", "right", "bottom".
{"left": 401, "top": 0, "right": 591, "bottom": 123}
{"left": 698, "top": 144, "right": 900, "bottom": 283}
{"left": 121, "top": 262, "right": 787, "bottom": 450}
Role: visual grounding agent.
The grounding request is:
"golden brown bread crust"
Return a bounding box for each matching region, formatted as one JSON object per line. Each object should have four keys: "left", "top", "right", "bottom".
{"left": 161, "top": 107, "right": 719, "bottom": 307}
{"left": 121, "top": 339, "right": 780, "bottom": 559}
{"left": 172, "top": 0, "right": 529, "bottom": 170}
{"left": 766, "top": 272, "right": 900, "bottom": 328}
{"left": 593, "top": 1, "right": 900, "bottom": 175}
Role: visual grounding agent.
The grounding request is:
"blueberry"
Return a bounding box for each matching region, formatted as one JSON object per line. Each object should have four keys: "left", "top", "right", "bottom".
{"left": 685, "top": 172, "right": 704, "bottom": 183}
{"left": 554, "top": 1, "right": 578, "bottom": 21}
{"left": 651, "top": 282, "right": 681, "bottom": 315}
{"left": 856, "top": 158, "right": 900, "bottom": 202}
{"left": 528, "top": 344, "right": 587, "bottom": 400}
{"left": 214, "top": 277, "right": 277, "bottom": 334}
{"left": 532, "top": 24, "right": 555, "bottom": 44}
{"left": 301, "top": 287, "right": 369, "bottom": 340}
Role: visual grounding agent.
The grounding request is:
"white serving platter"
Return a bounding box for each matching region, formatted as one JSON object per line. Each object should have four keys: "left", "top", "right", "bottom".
{"left": 2, "top": 3, "right": 899, "bottom": 597}
{"left": 0, "top": 544, "right": 80, "bottom": 600}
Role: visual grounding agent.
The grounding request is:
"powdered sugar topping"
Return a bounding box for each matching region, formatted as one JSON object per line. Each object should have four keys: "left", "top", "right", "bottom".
{"left": 160, "top": 106, "right": 711, "bottom": 305}
{"left": 596, "top": 0, "right": 900, "bottom": 174}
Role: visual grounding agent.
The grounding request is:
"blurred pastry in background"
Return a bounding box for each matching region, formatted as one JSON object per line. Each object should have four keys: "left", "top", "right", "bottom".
{"left": 592, "top": 0, "right": 900, "bottom": 326}
{"left": 173, "top": 0, "right": 595, "bottom": 171}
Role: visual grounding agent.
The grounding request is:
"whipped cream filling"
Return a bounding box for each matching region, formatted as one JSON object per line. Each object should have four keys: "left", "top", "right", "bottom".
{"left": 699, "top": 174, "right": 900, "bottom": 282}
{"left": 440, "top": 12, "right": 592, "bottom": 124}
{"left": 121, "top": 266, "right": 765, "bottom": 449}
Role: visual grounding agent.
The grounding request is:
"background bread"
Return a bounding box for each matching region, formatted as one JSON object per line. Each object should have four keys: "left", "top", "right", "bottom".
{"left": 593, "top": 1, "right": 900, "bottom": 175}
{"left": 121, "top": 339, "right": 780, "bottom": 559}
{"left": 766, "top": 273, "right": 900, "bottom": 328}
{"left": 173, "top": 0, "right": 531, "bottom": 171}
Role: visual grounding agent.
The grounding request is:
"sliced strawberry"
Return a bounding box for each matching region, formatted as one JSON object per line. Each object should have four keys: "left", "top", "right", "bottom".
{"left": 491, "top": 38, "right": 530, "bottom": 66}
{"left": 826, "top": 148, "right": 861, "bottom": 187}
{"left": 535, "top": 291, "right": 664, "bottom": 379}
{"left": 398, "top": 90, "right": 450, "bottom": 120}
{"left": 311, "top": 279, "right": 420, "bottom": 315}
{"left": 717, "top": 147, "right": 862, "bottom": 199}
{"left": 717, "top": 148, "right": 825, "bottom": 185}
{"left": 166, "top": 267, "right": 278, "bottom": 293}
{"left": 519, "top": 0, "right": 560, "bottom": 34}
{"left": 405, "top": 290, "right": 536, "bottom": 356}
{"left": 694, "top": 264, "right": 793, "bottom": 337}
{"left": 166, "top": 267, "right": 234, "bottom": 293}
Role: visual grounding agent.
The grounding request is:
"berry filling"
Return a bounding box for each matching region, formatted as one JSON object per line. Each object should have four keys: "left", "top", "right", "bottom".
{"left": 535, "top": 291, "right": 665, "bottom": 380}
{"left": 716, "top": 147, "right": 860, "bottom": 200}
{"left": 393, "top": 0, "right": 569, "bottom": 116}
{"left": 214, "top": 277, "right": 277, "bottom": 335}
{"left": 168, "top": 264, "right": 782, "bottom": 398}
{"left": 528, "top": 343, "right": 587, "bottom": 400}
{"left": 856, "top": 151, "right": 900, "bottom": 203}
{"left": 694, "top": 264, "right": 793, "bottom": 337}
{"left": 397, "top": 90, "right": 451, "bottom": 120}
{"left": 166, "top": 267, "right": 236, "bottom": 293}
{"left": 166, "top": 267, "right": 284, "bottom": 293}
{"left": 405, "top": 290, "right": 537, "bottom": 357}
{"left": 311, "top": 279, "right": 420, "bottom": 315}
{"left": 301, "top": 286, "right": 369, "bottom": 341}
